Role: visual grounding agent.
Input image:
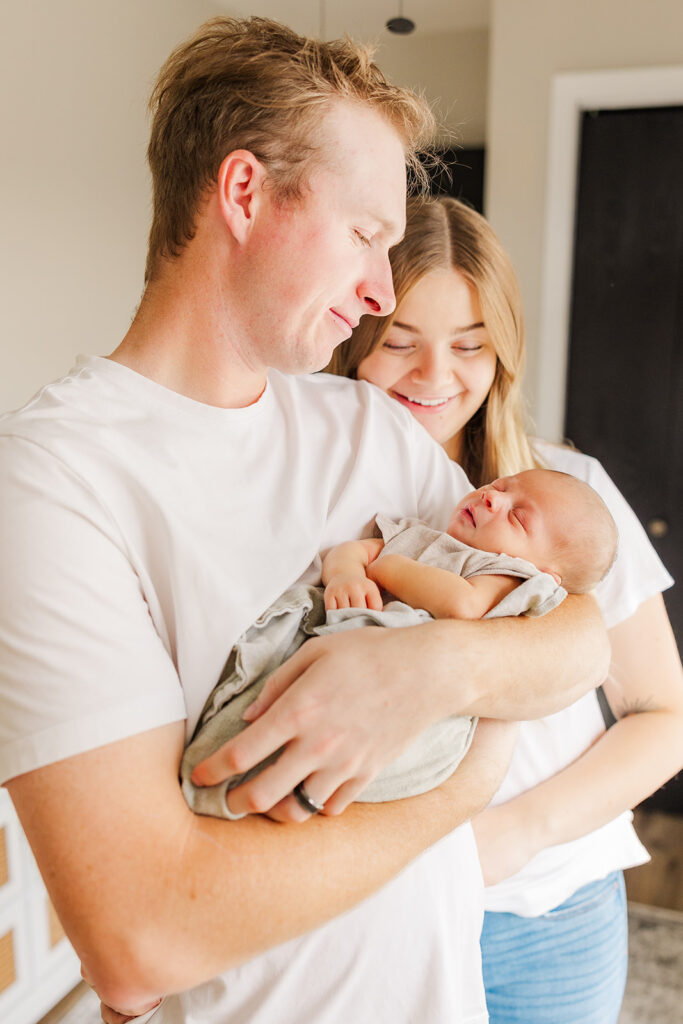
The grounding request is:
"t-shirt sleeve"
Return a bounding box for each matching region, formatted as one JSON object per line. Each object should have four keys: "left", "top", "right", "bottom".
{"left": 0, "top": 437, "right": 186, "bottom": 784}
{"left": 535, "top": 442, "right": 674, "bottom": 629}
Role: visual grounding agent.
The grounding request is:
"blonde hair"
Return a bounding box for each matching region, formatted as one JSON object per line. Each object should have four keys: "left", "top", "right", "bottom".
{"left": 326, "top": 196, "right": 539, "bottom": 486}
{"left": 145, "top": 16, "right": 435, "bottom": 282}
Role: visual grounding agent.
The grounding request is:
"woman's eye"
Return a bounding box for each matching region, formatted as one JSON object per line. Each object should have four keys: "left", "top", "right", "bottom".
{"left": 382, "top": 341, "right": 414, "bottom": 352}
{"left": 453, "top": 344, "right": 484, "bottom": 355}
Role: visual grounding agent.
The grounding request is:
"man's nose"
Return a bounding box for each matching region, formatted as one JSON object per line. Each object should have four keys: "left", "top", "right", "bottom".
{"left": 358, "top": 256, "right": 396, "bottom": 317}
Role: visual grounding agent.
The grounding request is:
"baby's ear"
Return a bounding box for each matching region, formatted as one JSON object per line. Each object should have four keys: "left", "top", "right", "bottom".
{"left": 541, "top": 568, "right": 562, "bottom": 586}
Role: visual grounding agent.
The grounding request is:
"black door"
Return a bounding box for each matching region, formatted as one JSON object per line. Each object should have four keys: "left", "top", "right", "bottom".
{"left": 565, "top": 106, "right": 683, "bottom": 812}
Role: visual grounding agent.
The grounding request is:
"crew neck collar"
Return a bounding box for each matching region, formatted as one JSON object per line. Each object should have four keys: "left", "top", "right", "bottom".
{"left": 73, "top": 354, "right": 272, "bottom": 423}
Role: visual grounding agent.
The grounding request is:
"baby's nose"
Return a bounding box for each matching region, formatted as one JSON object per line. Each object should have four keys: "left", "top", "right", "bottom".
{"left": 483, "top": 488, "right": 503, "bottom": 512}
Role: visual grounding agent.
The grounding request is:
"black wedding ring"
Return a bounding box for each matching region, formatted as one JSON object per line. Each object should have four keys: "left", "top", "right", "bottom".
{"left": 293, "top": 782, "right": 325, "bottom": 815}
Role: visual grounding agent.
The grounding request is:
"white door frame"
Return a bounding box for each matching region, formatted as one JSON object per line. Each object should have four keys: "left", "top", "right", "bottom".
{"left": 535, "top": 65, "right": 683, "bottom": 441}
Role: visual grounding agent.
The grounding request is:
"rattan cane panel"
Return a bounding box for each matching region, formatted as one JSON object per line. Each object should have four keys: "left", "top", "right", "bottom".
{"left": 46, "top": 897, "right": 65, "bottom": 948}
{"left": 0, "top": 929, "right": 16, "bottom": 994}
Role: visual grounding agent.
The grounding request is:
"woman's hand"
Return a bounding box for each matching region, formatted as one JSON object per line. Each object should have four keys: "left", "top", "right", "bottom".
{"left": 472, "top": 798, "right": 543, "bottom": 886}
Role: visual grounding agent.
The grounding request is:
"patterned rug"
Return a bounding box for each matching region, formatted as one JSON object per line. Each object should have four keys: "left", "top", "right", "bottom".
{"left": 619, "top": 902, "right": 683, "bottom": 1023}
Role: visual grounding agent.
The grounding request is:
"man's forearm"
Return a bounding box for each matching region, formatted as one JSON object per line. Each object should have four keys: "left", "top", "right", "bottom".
{"left": 6, "top": 720, "right": 500, "bottom": 1011}
{"left": 428, "top": 594, "right": 609, "bottom": 720}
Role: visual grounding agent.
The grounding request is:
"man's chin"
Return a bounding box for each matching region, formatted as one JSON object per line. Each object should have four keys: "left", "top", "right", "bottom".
{"left": 281, "top": 345, "right": 337, "bottom": 377}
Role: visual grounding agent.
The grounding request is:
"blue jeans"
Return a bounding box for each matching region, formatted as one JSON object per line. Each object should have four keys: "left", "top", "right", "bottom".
{"left": 481, "top": 871, "right": 628, "bottom": 1023}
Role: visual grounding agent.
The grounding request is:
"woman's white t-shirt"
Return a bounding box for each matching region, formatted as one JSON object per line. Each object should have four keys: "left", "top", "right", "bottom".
{"left": 482, "top": 440, "right": 674, "bottom": 917}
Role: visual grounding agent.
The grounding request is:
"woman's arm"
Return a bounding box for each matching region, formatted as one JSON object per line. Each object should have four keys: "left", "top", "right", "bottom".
{"left": 472, "top": 593, "right": 683, "bottom": 885}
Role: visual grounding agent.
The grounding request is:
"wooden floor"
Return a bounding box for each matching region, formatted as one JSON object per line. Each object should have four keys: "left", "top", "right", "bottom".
{"left": 625, "top": 807, "right": 683, "bottom": 912}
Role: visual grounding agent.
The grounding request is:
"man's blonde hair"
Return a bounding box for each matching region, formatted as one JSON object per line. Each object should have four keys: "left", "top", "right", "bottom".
{"left": 145, "top": 16, "right": 435, "bottom": 281}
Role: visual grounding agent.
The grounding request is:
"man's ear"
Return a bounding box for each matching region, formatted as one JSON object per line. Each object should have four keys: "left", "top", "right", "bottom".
{"left": 217, "top": 150, "right": 268, "bottom": 244}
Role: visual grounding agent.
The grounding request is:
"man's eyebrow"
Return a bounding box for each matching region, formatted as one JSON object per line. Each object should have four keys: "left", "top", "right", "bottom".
{"left": 391, "top": 320, "right": 485, "bottom": 335}
{"left": 374, "top": 216, "right": 404, "bottom": 242}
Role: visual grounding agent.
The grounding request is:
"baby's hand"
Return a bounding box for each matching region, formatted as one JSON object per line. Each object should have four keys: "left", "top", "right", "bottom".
{"left": 324, "top": 574, "right": 383, "bottom": 611}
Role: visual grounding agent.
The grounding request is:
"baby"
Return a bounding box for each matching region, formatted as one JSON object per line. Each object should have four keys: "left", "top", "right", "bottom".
{"left": 182, "top": 468, "right": 617, "bottom": 818}
{"left": 323, "top": 468, "right": 618, "bottom": 621}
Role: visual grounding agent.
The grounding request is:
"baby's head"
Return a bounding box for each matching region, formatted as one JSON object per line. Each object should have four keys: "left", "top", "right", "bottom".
{"left": 448, "top": 468, "right": 618, "bottom": 593}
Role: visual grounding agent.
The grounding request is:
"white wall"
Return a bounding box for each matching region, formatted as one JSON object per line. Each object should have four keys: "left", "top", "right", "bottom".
{"left": 485, "top": 0, "right": 683, "bottom": 425}
{"left": 377, "top": 29, "right": 489, "bottom": 145}
{"left": 1, "top": 0, "right": 220, "bottom": 413}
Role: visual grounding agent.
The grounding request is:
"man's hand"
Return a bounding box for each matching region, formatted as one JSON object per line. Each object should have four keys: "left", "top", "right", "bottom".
{"left": 192, "top": 625, "right": 447, "bottom": 819}
{"left": 192, "top": 596, "right": 609, "bottom": 823}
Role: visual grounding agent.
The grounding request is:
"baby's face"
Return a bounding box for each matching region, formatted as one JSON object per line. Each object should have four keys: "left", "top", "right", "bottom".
{"left": 447, "top": 470, "right": 571, "bottom": 581}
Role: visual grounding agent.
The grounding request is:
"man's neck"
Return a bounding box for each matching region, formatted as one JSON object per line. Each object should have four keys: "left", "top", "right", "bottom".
{"left": 109, "top": 265, "right": 267, "bottom": 410}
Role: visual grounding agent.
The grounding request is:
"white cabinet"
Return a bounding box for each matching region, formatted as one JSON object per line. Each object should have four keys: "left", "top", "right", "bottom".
{"left": 0, "top": 789, "right": 81, "bottom": 1024}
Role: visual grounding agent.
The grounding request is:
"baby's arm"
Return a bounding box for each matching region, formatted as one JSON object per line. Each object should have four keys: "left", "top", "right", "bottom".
{"left": 322, "top": 538, "right": 385, "bottom": 610}
{"left": 367, "top": 554, "right": 520, "bottom": 620}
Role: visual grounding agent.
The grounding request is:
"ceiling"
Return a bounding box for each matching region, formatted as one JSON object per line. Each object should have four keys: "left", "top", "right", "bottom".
{"left": 218, "top": 0, "right": 491, "bottom": 42}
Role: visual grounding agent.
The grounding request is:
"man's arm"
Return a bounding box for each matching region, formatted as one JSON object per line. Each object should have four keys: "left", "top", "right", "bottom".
{"left": 6, "top": 714, "right": 513, "bottom": 1012}
{"left": 195, "top": 595, "right": 609, "bottom": 818}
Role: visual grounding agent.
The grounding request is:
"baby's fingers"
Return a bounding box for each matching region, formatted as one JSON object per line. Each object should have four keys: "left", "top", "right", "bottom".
{"left": 364, "top": 581, "right": 383, "bottom": 611}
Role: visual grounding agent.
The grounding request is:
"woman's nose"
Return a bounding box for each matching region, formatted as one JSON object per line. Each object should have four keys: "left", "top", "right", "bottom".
{"left": 412, "top": 348, "right": 454, "bottom": 386}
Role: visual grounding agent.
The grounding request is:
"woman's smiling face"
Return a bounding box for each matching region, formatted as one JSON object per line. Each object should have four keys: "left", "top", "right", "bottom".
{"left": 356, "top": 268, "right": 498, "bottom": 458}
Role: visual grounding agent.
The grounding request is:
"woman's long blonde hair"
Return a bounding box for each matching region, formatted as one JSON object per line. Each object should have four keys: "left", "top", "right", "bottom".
{"left": 326, "top": 196, "right": 539, "bottom": 486}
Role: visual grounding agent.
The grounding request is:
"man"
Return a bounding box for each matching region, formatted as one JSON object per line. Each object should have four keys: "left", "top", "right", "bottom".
{"left": 0, "top": 18, "right": 607, "bottom": 1023}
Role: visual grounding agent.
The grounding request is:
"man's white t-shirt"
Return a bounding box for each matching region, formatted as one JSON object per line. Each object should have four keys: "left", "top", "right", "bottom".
{"left": 0, "top": 357, "right": 487, "bottom": 1023}
{"left": 483, "top": 441, "right": 674, "bottom": 918}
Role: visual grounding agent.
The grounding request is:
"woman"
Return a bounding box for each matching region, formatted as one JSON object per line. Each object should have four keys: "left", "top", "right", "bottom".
{"left": 327, "top": 196, "right": 683, "bottom": 1024}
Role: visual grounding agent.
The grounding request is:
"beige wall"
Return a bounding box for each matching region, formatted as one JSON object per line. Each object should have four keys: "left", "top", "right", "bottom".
{"left": 1, "top": 0, "right": 219, "bottom": 412}
{"left": 377, "top": 28, "right": 489, "bottom": 145}
{"left": 485, "top": 0, "right": 683, "bottom": 421}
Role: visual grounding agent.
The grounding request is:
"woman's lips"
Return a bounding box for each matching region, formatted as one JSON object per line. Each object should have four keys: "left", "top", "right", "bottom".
{"left": 391, "top": 391, "right": 460, "bottom": 414}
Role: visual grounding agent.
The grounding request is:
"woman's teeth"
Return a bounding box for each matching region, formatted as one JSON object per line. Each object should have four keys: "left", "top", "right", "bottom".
{"left": 406, "top": 396, "right": 451, "bottom": 407}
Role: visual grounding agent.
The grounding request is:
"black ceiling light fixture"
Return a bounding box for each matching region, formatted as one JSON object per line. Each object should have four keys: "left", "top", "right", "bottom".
{"left": 386, "top": 0, "right": 416, "bottom": 34}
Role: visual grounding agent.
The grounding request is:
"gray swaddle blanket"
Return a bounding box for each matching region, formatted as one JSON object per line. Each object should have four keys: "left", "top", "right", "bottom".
{"left": 181, "top": 516, "right": 566, "bottom": 818}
